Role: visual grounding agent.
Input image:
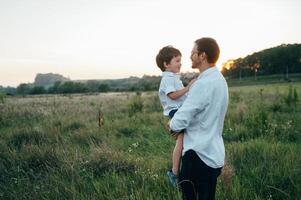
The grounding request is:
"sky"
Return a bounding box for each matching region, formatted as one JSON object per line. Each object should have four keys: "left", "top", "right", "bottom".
{"left": 0, "top": 0, "right": 300, "bottom": 87}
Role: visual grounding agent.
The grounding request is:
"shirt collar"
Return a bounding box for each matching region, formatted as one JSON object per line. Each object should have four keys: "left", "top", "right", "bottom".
{"left": 197, "top": 66, "right": 218, "bottom": 79}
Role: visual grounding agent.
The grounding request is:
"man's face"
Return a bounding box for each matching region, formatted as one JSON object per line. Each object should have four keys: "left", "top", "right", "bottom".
{"left": 191, "top": 44, "right": 206, "bottom": 69}
{"left": 190, "top": 44, "right": 201, "bottom": 69}
{"left": 165, "top": 55, "right": 182, "bottom": 73}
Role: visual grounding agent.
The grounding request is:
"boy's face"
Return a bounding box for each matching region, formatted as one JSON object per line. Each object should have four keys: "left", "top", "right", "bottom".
{"left": 165, "top": 55, "right": 182, "bottom": 73}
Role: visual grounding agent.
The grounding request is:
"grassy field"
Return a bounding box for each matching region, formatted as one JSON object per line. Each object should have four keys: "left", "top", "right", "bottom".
{"left": 226, "top": 73, "right": 301, "bottom": 87}
{"left": 0, "top": 82, "right": 301, "bottom": 200}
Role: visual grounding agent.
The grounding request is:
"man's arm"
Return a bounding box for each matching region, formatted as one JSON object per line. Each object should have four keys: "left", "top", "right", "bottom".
{"left": 169, "top": 81, "right": 209, "bottom": 132}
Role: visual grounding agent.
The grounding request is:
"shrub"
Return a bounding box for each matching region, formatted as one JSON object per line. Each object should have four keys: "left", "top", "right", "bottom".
{"left": 82, "top": 146, "right": 136, "bottom": 177}
{"left": 127, "top": 93, "right": 143, "bottom": 116}
{"left": 64, "top": 121, "right": 85, "bottom": 132}
{"left": 230, "top": 91, "right": 241, "bottom": 103}
{"left": 8, "top": 130, "right": 52, "bottom": 150}
{"left": 293, "top": 87, "right": 298, "bottom": 105}
{"left": 0, "top": 93, "right": 6, "bottom": 104}
{"left": 20, "top": 145, "right": 61, "bottom": 177}
{"left": 143, "top": 94, "right": 162, "bottom": 112}
{"left": 284, "top": 85, "right": 298, "bottom": 107}
{"left": 117, "top": 127, "right": 138, "bottom": 138}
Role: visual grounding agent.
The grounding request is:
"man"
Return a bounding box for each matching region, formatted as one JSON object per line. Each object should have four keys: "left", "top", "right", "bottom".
{"left": 169, "top": 37, "right": 229, "bottom": 200}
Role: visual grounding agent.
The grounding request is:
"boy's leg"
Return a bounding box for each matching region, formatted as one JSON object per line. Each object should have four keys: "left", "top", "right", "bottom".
{"left": 167, "top": 133, "right": 183, "bottom": 187}
{"left": 172, "top": 133, "right": 184, "bottom": 175}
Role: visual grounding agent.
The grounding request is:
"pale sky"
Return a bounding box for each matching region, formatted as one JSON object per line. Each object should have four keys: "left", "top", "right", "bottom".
{"left": 0, "top": 0, "right": 300, "bottom": 87}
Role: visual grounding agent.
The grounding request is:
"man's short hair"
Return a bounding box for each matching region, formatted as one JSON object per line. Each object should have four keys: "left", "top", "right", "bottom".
{"left": 195, "top": 38, "right": 220, "bottom": 64}
{"left": 156, "top": 46, "right": 181, "bottom": 72}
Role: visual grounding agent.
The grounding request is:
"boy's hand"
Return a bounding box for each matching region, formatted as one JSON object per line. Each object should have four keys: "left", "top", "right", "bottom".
{"left": 187, "top": 78, "right": 197, "bottom": 89}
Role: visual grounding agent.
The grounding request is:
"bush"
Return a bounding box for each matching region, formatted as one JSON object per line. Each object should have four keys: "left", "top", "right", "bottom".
{"left": 8, "top": 130, "right": 52, "bottom": 150}
{"left": 30, "top": 86, "right": 46, "bottom": 95}
{"left": 143, "top": 94, "right": 162, "bottom": 112}
{"left": 82, "top": 146, "right": 136, "bottom": 177}
{"left": 0, "top": 93, "right": 6, "bottom": 104}
{"left": 64, "top": 121, "right": 85, "bottom": 132}
{"left": 127, "top": 93, "right": 143, "bottom": 116}
{"left": 284, "top": 85, "right": 298, "bottom": 107}
{"left": 20, "top": 145, "right": 61, "bottom": 176}
{"left": 230, "top": 91, "right": 241, "bottom": 103}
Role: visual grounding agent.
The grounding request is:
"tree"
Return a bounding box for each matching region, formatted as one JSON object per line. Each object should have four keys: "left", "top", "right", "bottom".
{"left": 223, "top": 44, "right": 301, "bottom": 78}
{"left": 16, "top": 83, "right": 31, "bottom": 95}
{"left": 86, "top": 80, "right": 100, "bottom": 92}
{"left": 98, "top": 84, "right": 109, "bottom": 92}
{"left": 47, "top": 81, "right": 61, "bottom": 94}
{"left": 30, "top": 86, "right": 46, "bottom": 95}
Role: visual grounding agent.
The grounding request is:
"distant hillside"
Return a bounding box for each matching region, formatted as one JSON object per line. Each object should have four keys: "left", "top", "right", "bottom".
{"left": 74, "top": 72, "right": 199, "bottom": 91}
{"left": 34, "top": 73, "right": 70, "bottom": 88}
{"left": 7, "top": 42, "right": 301, "bottom": 95}
{"left": 222, "top": 43, "right": 301, "bottom": 79}
{"left": 2, "top": 72, "right": 196, "bottom": 95}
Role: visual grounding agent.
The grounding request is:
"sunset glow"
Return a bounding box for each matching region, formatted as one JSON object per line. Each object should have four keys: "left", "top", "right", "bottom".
{"left": 0, "top": 0, "right": 300, "bottom": 86}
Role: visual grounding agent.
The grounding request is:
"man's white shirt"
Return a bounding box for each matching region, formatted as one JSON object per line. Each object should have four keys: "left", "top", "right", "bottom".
{"left": 170, "top": 67, "right": 229, "bottom": 168}
{"left": 158, "top": 71, "right": 187, "bottom": 116}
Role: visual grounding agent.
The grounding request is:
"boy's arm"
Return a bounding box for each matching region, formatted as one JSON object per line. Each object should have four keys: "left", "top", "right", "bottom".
{"left": 167, "top": 78, "right": 196, "bottom": 100}
{"left": 167, "top": 87, "right": 189, "bottom": 100}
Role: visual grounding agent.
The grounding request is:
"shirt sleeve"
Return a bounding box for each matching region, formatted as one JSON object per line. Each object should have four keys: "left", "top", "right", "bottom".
{"left": 161, "top": 77, "right": 177, "bottom": 95}
{"left": 170, "top": 80, "right": 209, "bottom": 132}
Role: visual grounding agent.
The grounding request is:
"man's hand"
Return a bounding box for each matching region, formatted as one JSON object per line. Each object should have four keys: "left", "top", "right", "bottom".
{"left": 170, "top": 131, "right": 181, "bottom": 140}
{"left": 187, "top": 78, "right": 197, "bottom": 89}
{"left": 167, "top": 120, "right": 182, "bottom": 140}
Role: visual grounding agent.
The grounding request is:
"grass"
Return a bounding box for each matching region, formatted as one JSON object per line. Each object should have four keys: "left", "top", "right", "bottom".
{"left": 226, "top": 73, "right": 301, "bottom": 87}
{"left": 0, "top": 83, "right": 300, "bottom": 199}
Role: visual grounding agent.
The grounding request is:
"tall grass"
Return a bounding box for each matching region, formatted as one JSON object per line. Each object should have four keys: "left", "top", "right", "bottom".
{"left": 0, "top": 83, "right": 300, "bottom": 199}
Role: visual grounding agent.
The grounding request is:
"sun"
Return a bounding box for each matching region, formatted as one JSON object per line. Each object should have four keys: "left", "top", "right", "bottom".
{"left": 221, "top": 60, "right": 235, "bottom": 71}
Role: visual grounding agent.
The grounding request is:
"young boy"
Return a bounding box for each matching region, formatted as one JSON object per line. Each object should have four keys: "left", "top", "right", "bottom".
{"left": 156, "top": 46, "right": 195, "bottom": 187}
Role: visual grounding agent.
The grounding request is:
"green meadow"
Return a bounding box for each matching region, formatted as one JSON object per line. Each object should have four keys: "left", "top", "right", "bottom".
{"left": 0, "top": 82, "right": 300, "bottom": 200}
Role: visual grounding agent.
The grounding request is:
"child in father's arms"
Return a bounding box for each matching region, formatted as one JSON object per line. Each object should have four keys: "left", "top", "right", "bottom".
{"left": 156, "top": 45, "right": 196, "bottom": 187}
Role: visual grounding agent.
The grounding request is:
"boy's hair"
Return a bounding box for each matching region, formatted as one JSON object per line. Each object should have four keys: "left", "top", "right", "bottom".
{"left": 156, "top": 46, "right": 181, "bottom": 72}
{"left": 195, "top": 38, "right": 220, "bottom": 64}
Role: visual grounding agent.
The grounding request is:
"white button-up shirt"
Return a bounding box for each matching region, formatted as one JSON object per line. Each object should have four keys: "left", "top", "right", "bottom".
{"left": 170, "top": 67, "right": 229, "bottom": 168}
{"left": 158, "top": 71, "right": 187, "bottom": 116}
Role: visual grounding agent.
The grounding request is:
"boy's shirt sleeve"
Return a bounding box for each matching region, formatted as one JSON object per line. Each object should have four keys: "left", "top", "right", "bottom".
{"left": 161, "top": 77, "right": 177, "bottom": 95}
{"left": 170, "top": 80, "right": 209, "bottom": 132}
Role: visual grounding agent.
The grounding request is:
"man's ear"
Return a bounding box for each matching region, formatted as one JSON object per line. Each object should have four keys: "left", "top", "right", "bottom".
{"left": 200, "top": 52, "right": 207, "bottom": 61}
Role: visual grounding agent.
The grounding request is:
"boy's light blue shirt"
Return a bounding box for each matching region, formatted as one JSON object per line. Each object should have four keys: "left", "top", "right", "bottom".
{"left": 158, "top": 71, "right": 187, "bottom": 116}
{"left": 170, "top": 67, "right": 229, "bottom": 168}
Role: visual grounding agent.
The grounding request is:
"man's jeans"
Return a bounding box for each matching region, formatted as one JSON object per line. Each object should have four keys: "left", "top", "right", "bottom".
{"left": 179, "top": 150, "right": 222, "bottom": 200}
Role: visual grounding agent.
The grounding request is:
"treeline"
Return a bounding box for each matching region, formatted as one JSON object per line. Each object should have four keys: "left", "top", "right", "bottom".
{"left": 221, "top": 43, "right": 301, "bottom": 79}
{"left": 0, "top": 82, "right": 109, "bottom": 95}
{"left": 2, "top": 42, "right": 300, "bottom": 96}
{"left": 0, "top": 76, "right": 160, "bottom": 95}
{"left": 0, "top": 73, "right": 198, "bottom": 95}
